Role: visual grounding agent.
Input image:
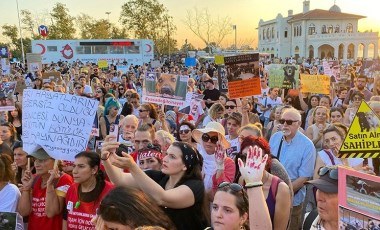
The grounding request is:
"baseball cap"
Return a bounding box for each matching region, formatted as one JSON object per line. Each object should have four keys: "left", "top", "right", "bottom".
{"left": 305, "top": 166, "right": 338, "bottom": 193}
{"left": 28, "top": 148, "right": 52, "bottom": 160}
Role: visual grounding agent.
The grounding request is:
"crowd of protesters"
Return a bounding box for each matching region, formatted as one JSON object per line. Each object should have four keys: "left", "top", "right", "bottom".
{"left": 0, "top": 55, "right": 379, "bottom": 230}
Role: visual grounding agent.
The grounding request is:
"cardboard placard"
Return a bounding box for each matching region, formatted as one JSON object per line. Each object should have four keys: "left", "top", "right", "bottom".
{"left": 214, "top": 55, "right": 225, "bottom": 65}
{"left": 22, "top": 89, "right": 99, "bottom": 161}
{"left": 268, "top": 64, "right": 300, "bottom": 89}
{"left": 98, "top": 60, "right": 108, "bottom": 69}
{"left": 227, "top": 78, "right": 261, "bottom": 99}
{"left": 42, "top": 71, "right": 62, "bottom": 83}
{"left": 185, "top": 58, "right": 196, "bottom": 67}
{"left": 26, "top": 53, "right": 42, "bottom": 72}
{"left": 0, "top": 81, "right": 17, "bottom": 111}
{"left": 300, "top": 74, "right": 330, "bottom": 94}
{"left": 142, "top": 72, "right": 188, "bottom": 107}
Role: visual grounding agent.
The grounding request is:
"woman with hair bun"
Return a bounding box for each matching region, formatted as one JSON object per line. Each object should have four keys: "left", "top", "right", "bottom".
{"left": 64, "top": 151, "right": 113, "bottom": 230}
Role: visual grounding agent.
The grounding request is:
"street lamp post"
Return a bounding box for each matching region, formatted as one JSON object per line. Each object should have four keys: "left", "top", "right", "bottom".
{"left": 16, "top": 0, "right": 25, "bottom": 65}
{"left": 233, "top": 25, "right": 237, "bottom": 54}
{"left": 105, "top": 12, "right": 111, "bottom": 21}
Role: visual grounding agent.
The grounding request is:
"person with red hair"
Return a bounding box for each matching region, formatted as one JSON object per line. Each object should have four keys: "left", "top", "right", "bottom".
{"left": 234, "top": 136, "right": 292, "bottom": 230}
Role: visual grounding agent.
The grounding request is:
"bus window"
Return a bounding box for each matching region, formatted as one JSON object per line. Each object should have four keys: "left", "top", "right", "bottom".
{"left": 94, "top": 46, "right": 108, "bottom": 54}
{"left": 110, "top": 46, "right": 124, "bottom": 54}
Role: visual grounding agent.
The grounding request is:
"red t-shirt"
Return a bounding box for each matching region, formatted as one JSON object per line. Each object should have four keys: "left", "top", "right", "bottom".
{"left": 65, "top": 181, "right": 113, "bottom": 230}
{"left": 29, "top": 173, "right": 74, "bottom": 230}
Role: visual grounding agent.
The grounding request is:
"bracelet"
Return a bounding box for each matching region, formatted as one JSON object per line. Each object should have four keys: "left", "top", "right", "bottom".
{"left": 245, "top": 182, "right": 263, "bottom": 188}
{"left": 21, "top": 188, "right": 31, "bottom": 192}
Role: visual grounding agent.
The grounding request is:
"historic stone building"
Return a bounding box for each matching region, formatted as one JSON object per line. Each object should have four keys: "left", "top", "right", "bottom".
{"left": 258, "top": 0, "right": 379, "bottom": 60}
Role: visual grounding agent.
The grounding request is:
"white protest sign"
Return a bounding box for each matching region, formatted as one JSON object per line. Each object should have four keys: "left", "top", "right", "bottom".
{"left": 151, "top": 60, "right": 161, "bottom": 68}
{"left": 22, "top": 89, "right": 99, "bottom": 161}
{"left": 116, "top": 65, "right": 129, "bottom": 74}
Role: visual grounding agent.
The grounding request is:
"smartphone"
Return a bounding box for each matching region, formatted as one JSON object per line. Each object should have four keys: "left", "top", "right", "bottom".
{"left": 109, "top": 124, "right": 119, "bottom": 141}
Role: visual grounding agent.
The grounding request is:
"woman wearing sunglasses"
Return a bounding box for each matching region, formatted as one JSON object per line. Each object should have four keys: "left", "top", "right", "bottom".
{"left": 208, "top": 145, "right": 272, "bottom": 230}
{"left": 313, "top": 123, "right": 363, "bottom": 179}
{"left": 192, "top": 122, "right": 235, "bottom": 193}
{"left": 177, "top": 121, "right": 197, "bottom": 148}
{"left": 306, "top": 106, "right": 330, "bottom": 152}
{"left": 233, "top": 136, "right": 291, "bottom": 230}
{"left": 343, "top": 91, "right": 364, "bottom": 127}
{"left": 101, "top": 139, "right": 209, "bottom": 230}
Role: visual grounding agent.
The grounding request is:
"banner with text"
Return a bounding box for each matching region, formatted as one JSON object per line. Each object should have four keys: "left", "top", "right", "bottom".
{"left": 224, "top": 54, "right": 260, "bottom": 98}
{"left": 268, "top": 64, "right": 300, "bottom": 89}
{"left": 300, "top": 74, "right": 330, "bottom": 94}
{"left": 338, "top": 167, "right": 380, "bottom": 229}
{"left": 143, "top": 72, "right": 188, "bottom": 107}
{"left": 22, "top": 89, "right": 99, "bottom": 161}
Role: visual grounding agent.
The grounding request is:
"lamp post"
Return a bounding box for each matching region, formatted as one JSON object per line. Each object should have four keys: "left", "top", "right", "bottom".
{"left": 233, "top": 25, "right": 237, "bottom": 54}
{"left": 105, "top": 12, "right": 111, "bottom": 21}
{"left": 16, "top": 0, "right": 25, "bottom": 65}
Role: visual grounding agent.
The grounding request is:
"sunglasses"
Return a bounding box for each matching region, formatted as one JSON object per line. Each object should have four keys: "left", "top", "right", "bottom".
{"left": 318, "top": 166, "right": 338, "bottom": 180}
{"left": 179, "top": 129, "right": 191, "bottom": 135}
{"left": 201, "top": 133, "right": 218, "bottom": 144}
{"left": 119, "top": 88, "right": 124, "bottom": 90}
{"left": 96, "top": 90, "right": 102, "bottom": 93}
{"left": 75, "top": 87, "right": 82, "bottom": 89}
{"left": 279, "top": 119, "right": 298, "bottom": 125}
{"left": 218, "top": 182, "right": 243, "bottom": 192}
{"left": 225, "top": 105, "right": 236, "bottom": 109}
{"left": 139, "top": 109, "right": 148, "bottom": 113}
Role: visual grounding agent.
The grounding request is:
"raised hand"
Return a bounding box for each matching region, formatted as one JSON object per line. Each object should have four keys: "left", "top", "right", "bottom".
{"left": 237, "top": 145, "right": 268, "bottom": 185}
{"left": 101, "top": 135, "right": 120, "bottom": 161}
{"left": 111, "top": 151, "right": 138, "bottom": 171}
{"left": 215, "top": 141, "right": 226, "bottom": 170}
{"left": 21, "top": 170, "right": 34, "bottom": 190}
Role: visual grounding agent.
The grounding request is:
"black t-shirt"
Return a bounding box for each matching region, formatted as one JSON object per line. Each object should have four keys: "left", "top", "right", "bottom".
{"left": 203, "top": 88, "right": 221, "bottom": 108}
{"left": 145, "top": 170, "right": 207, "bottom": 230}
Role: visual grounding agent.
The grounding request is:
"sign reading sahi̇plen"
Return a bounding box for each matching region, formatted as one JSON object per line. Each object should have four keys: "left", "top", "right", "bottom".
{"left": 22, "top": 89, "right": 99, "bottom": 161}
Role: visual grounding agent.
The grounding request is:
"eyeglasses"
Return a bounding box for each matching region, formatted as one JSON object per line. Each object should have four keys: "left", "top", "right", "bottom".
{"left": 139, "top": 109, "right": 148, "bottom": 113}
{"left": 75, "top": 87, "right": 82, "bottom": 89}
{"left": 353, "top": 96, "right": 362, "bottom": 101}
{"left": 201, "top": 133, "right": 218, "bottom": 144}
{"left": 225, "top": 105, "right": 236, "bottom": 109}
{"left": 119, "top": 88, "right": 124, "bottom": 90}
{"left": 218, "top": 182, "right": 243, "bottom": 192}
{"left": 318, "top": 166, "right": 338, "bottom": 180}
{"left": 279, "top": 119, "right": 299, "bottom": 125}
{"left": 179, "top": 129, "right": 191, "bottom": 135}
{"left": 126, "top": 94, "right": 132, "bottom": 97}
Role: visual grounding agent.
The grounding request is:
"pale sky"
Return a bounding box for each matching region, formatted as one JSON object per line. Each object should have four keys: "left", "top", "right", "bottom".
{"left": 1, "top": 0, "right": 380, "bottom": 49}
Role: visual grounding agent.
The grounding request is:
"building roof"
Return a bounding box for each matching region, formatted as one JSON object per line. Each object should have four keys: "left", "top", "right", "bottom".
{"left": 288, "top": 9, "right": 365, "bottom": 22}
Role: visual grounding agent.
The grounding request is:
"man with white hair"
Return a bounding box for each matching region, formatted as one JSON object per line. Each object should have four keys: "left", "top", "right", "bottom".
{"left": 269, "top": 107, "right": 316, "bottom": 230}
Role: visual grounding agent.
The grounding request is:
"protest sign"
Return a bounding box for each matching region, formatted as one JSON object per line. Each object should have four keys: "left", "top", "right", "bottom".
{"left": 185, "top": 58, "right": 196, "bottom": 67}
{"left": 42, "top": 71, "right": 62, "bottom": 83}
{"left": 150, "top": 60, "right": 161, "bottom": 69}
{"left": 116, "top": 65, "right": 129, "bottom": 74}
{"left": 214, "top": 55, "right": 224, "bottom": 65}
{"left": 224, "top": 54, "right": 261, "bottom": 98}
{"left": 338, "top": 101, "right": 380, "bottom": 158}
{"left": 22, "top": 89, "right": 99, "bottom": 161}
{"left": 0, "top": 212, "right": 23, "bottom": 230}
{"left": 142, "top": 72, "right": 188, "bottom": 107}
{"left": 0, "top": 47, "right": 8, "bottom": 58}
{"left": 0, "top": 82, "right": 17, "bottom": 111}
{"left": 338, "top": 167, "right": 380, "bottom": 229}
{"left": 217, "top": 65, "right": 228, "bottom": 93}
{"left": 300, "top": 74, "right": 330, "bottom": 94}
{"left": 178, "top": 93, "right": 204, "bottom": 122}
{"left": 268, "top": 64, "right": 300, "bottom": 89}
{"left": 98, "top": 60, "right": 108, "bottom": 69}
{"left": 26, "top": 53, "right": 42, "bottom": 72}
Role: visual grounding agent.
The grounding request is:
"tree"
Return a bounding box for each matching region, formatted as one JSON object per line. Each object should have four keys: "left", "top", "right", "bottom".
{"left": 1, "top": 24, "right": 31, "bottom": 60}
{"left": 119, "top": 0, "right": 177, "bottom": 56}
{"left": 76, "top": 13, "right": 128, "bottom": 39}
{"left": 183, "top": 8, "right": 232, "bottom": 52}
{"left": 49, "top": 3, "right": 76, "bottom": 39}
{"left": 21, "top": 10, "right": 37, "bottom": 39}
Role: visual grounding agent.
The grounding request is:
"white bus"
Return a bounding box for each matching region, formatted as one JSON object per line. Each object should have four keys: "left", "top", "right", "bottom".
{"left": 31, "top": 39, "right": 154, "bottom": 65}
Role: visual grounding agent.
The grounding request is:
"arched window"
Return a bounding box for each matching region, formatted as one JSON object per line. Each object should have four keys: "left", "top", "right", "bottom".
{"left": 271, "top": 27, "right": 274, "bottom": 38}
{"left": 308, "top": 23, "right": 315, "bottom": 35}
{"left": 335, "top": 25, "right": 340, "bottom": 33}
{"left": 266, "top": 28, "right": 270, "bottom": 40}
{"left": 346, "top": 23, "right": 353, "bottom": 33}
{"left": 328, "top": 25, "right": 333, "bottom": 33}
{"left": 322, "top": 25, "right": 327, "bottom": 34}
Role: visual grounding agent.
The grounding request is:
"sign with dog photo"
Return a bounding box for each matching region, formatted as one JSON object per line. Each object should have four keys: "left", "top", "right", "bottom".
{"left": 268, "top": 64, "right": 300, "bottom": 89}
{"left": 338, "top": 166, "right": 380, "bottom": 229}
{"left": 142, "top": 72, "right": 189, "bottom": 107}
{"left": 338, "top": 100, "right": 380, "bottom": 158}
{"left": 224, "top": 54, "right": 261, "bottom": 98}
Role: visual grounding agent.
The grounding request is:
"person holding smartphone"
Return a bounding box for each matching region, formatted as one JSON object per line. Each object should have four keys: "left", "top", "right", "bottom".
{"left": 260, "top": 87, "right": 282, "bottom": 127}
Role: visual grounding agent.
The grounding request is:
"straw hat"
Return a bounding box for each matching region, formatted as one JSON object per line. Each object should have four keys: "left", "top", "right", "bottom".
{"left": 192, "top": 121, "right": 231, "bottom": 149}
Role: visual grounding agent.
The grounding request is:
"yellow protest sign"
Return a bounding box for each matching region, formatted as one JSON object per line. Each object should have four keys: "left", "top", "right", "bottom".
{"left": 214, "top": 55, "right": 224, "bottom": 65}
{"left": 300, "top": 74, "right": 330, "bottom": 94}
{"left": 338, "top": 101, "right": 380, "bottom": 158}
{"left": 98, "top": 60, "right": 108, "bottom": 69}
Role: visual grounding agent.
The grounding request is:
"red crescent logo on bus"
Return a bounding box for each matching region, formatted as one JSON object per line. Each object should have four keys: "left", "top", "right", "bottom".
{"left": 36, "top": 43, "right": 46, "bottom": 55}
{"left": 60, "top": 44, "right": 74, "bottom": 59}
{"left": 146, "top": 44, "right": 152, "bottom": 52}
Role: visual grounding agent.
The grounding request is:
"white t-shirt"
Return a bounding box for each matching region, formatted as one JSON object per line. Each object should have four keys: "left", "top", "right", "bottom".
{"left": 0, "top": 183, "right": 21, "bottom": 212}
{"left": 225, "top": 135, "right": 240, "bottom": 160}
{"left": 261, "top": 96, "right": 282, "bottom": 118}
{"left": 318, "top": 149, "right": 363, "bottom": 167}
{"left": 83, "top": 85, "right": 93, "bottom": 94}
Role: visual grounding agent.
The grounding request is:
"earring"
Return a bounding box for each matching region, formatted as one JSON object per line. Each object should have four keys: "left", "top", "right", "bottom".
{"left": 240, "top": 226, "right": 245, "bottom": 230}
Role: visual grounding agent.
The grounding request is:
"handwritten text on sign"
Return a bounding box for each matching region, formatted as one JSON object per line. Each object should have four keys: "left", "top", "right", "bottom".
{"left": 300, "top": 74, "right": 330, "bottom": 95}
{"left": 228, "top": 78, "right": 261, "bottom": 99}
{"left": 22, "top": 89, "right": 99, "bottom": 161}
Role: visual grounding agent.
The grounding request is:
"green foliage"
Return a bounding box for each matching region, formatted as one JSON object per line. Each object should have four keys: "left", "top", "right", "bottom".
{"left": 1, "top": 24, "right": 31, "bottom": 60}
{"left": 120, "top": 0, "right": 177, "bottom": 55}
{"left": 49, "top": 3, "right": 76, "bottom": 39}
